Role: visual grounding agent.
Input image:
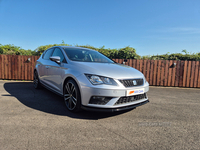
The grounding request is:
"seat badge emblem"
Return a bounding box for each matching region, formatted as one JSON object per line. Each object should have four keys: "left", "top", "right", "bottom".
{"left": 133, "top": 80, "right": 137, "bottom": 85}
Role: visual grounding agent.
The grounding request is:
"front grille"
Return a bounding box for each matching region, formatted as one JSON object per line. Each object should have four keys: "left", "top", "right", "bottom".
{"left": 115, "top": 93, "right": 147, "bottom": 105}
{"left": 119, "top": 78, "right": 143, "bottom": 87}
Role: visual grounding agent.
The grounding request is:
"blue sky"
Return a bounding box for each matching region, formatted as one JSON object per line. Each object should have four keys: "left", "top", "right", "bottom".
{"left": 0, "top": 0, "right": 200, "bottom": 56}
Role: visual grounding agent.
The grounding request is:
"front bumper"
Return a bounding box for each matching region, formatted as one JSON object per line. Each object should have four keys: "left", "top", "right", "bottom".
{"left": 81, "top": 100, "right": 149, "bottom": 112}
{"left": 76, "top": 75, "right": 149, "bottom": 110}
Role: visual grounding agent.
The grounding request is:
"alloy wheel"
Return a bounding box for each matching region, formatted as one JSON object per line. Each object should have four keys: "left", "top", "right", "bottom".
{"left": 64, "top": 81, "right": 78, "bottom": 110}
{"left": 33, "top": 71, "right": 39, "bottom": 88}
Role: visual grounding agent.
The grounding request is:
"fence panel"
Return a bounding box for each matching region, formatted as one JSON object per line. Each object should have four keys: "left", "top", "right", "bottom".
{"left": 143, "top": 60, "right": 147, "bottom": 79}
{"left": 186, "top": 61, "right": 192, "bottom": 87}
{"left": 139, "top": 60, "right": 143, "bottom": 73}
{"left": 18, "top": 55, "right": 22, "bottom": 80}
{"left": 129, "top": 59, "right": 133, "bottom": 68}
{"left": 0, "top": 55, "right": 2, "bottom": 79}
{"left": 194, "top": 61, "right": 199, "bottom": 88}
{"left": 149, "top": 60, "right": 154, "bottom": 85}
{"left": 132, "top": 59, "right": 135, "bottom": 69}
{"left": 146, "top": 60, "right": 150, "bottom": 83}
{"left": 8, "top": 55, "right": 11, "bottom": 79}
{"left": 153, "top": 60, "right": 157, "bottom": 86}
{"left": 167, "top": 60, "right": 172, "bottom": 86}
{"left": 179, "top": 61, "right": 184, "bottom": 87}
{"left": 5, "top": 55, "right": 8, "bottom": 79}
{"left": 182, "top": 61, "right": 187, "bottom": 87}
{"left": 1, "top": 55, "right": 4, "bottom": 79}
{"left": 198, "top": 63, "right": 200, "bottom": 88}
{"left": 175, "top": 61, "right": 180, "bottom": 87}
{"left": 156, "top": 60, "right": 161, "bottom": 86}
{"left": 171, "top": 60, "right": 176, "bottom": 86}
{"left": 190, "top": 61, "right": 195, "bottom": 88}
{"left": 160, "top": 60, "right": 165, "bottom": 86}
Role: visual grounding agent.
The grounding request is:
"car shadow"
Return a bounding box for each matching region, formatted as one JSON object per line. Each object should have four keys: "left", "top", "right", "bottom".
{"left": 3, "top": 82, "right": 134, "bottom": 120}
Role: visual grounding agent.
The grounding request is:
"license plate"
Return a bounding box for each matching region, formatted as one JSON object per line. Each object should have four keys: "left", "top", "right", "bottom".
{"left": 127, "top": 88, "right": 144, "bottom": 96}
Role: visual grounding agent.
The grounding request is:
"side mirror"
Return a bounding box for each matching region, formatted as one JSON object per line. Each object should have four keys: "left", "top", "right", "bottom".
{"left": 50, "top": 56, "right": 61, "bottom": 64}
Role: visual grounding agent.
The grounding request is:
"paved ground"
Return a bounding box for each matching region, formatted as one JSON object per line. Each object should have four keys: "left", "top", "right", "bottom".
{"left": 0, "top": 80, "right": 199, "bottom": 150}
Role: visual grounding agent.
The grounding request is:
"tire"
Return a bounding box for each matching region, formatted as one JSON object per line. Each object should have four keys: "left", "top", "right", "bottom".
{"left": 63, "top": 79, "right": 81, "bottom": 112}
{"left": 33, "top": 71, "right": 42, "bottom": 89}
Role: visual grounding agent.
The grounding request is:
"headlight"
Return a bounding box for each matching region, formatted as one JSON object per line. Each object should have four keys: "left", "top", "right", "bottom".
{"left": 85, "top": 74, "right": 118, "bottom": 85}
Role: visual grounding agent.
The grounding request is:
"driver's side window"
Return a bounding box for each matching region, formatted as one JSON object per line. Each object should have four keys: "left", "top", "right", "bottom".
{"left": 52, "top": 48, "right": 66, "bottom": 63}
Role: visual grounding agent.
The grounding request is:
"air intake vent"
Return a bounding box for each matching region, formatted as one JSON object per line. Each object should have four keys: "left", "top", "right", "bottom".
{"left": 89, "top": 96, "right": 112, "bottom": 105}
{"left": 115, "top": 93, "right": 147, "bottom": 105}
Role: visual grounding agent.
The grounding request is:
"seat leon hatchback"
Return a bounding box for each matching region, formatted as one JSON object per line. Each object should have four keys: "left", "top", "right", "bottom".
{"left": 34, "top": 46, "right": 149, "bottom": 112}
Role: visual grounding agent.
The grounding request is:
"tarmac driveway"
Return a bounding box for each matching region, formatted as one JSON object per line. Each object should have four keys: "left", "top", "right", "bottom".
{"left": 0, "top": 80, "right": 199, "bottom": 150}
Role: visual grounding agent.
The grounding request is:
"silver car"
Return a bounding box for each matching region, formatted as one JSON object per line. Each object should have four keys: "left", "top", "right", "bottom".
{"left": 34, "top": 46, "right": 149, "bottom": 112}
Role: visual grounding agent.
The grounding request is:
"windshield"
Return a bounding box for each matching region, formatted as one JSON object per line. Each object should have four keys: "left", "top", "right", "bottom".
{"left": 63, "top": 48, "right": 114, "bottom": 63}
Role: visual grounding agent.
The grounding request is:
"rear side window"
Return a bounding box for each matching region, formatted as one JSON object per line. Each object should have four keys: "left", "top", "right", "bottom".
{"left": 43, "top": 48, "right": 54, "bottom": 60}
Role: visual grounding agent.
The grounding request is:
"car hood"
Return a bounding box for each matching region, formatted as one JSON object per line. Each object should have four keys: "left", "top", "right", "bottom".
{"left": 71, "top": 62, "right": 144, "bottom": 79}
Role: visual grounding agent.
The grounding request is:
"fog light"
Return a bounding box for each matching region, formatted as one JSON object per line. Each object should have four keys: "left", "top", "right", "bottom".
{"left": 89, "top": 96, "right": 112, "bottom": 105}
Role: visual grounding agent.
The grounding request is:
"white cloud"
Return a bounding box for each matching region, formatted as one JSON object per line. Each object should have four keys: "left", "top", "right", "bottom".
{"left": 155, "top": 27, "right": 200, "bottom": 34}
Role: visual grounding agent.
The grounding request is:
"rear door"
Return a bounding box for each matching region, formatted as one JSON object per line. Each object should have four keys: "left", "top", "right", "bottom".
{"left": 38, "top": 48, "right": 54, "bottom": 85}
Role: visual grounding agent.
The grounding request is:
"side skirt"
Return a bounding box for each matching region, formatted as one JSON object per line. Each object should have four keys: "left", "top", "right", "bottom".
{"left": 40, "top": 80, "right": 63, "bottom": 97}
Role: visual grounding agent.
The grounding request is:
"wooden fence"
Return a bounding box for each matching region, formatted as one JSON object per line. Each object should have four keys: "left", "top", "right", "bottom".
{"left": 0, "top": 55, "right": 200, "bottom": 88}
{"left": 113, "top": 59, "right": 200, "bottom": 88}
{"left": 0, "top": 55, "right": 40, "bottom": 81}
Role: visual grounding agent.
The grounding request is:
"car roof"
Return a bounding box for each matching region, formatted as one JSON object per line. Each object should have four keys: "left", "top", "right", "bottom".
{"left": 51, "top": 46, "right": 96, "bottom": 51}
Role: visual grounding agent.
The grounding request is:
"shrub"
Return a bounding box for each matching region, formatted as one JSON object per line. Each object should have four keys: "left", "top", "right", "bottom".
{"left": 1, "top": 43, "right": 199, "bottom": 60}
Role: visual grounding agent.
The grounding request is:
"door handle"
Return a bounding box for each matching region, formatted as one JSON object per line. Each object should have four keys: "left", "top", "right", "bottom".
{"left": 45, "top": 66, "right": 50, "bottom": 69}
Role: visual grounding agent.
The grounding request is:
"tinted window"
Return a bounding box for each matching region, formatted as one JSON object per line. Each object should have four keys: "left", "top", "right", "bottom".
{"left": 52, "top": 48, "right": 65, "bottom": 63}
{"left": 64, "top": 48, "right": 114, "bottom": 63}
{"left": 43, "top": 48, "right": 54, "bottom": 60}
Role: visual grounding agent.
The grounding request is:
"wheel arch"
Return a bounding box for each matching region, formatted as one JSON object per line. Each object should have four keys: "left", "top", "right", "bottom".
{"left": 62, "top": 76, "right": 82, "bottom": 102}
